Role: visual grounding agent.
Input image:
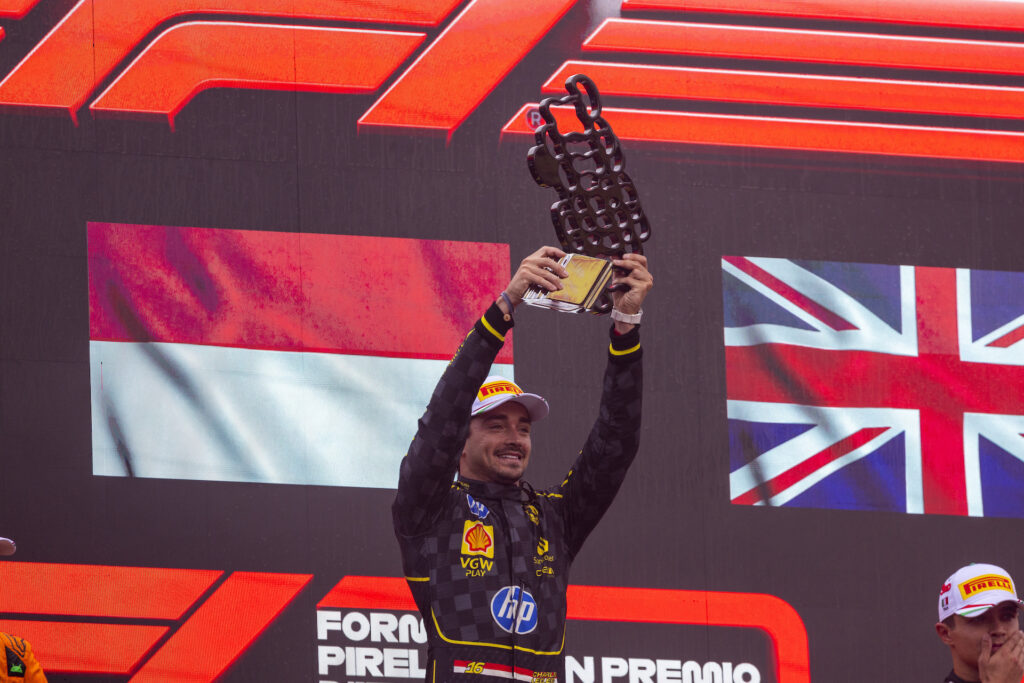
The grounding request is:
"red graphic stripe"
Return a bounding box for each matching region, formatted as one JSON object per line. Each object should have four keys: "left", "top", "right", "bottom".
{"left": 722, "top": 257, "right": 857, "bottom": 331}
{"left": 130, "top": 572, "right": 311, "bottom": 682}
{"left": 987, "top": 324, "right": 1024, "bottom": 349}
{"left": 318, "top": 576, "right": 416, "bottom": 610}
{"left": 545, "top": 60, "right": 1024, "bottom": 120}
{"left": 731, "top": 427, "right": 889, "bottom": 505}
{"left": 88, "top": 223, "right": 513, "bottom": 362}
{"left": 0, "top": 0, "right": 38, "bottom": 18}
{"left": 0, "top": 0, "right": 460, "bottom": 121}
{"left": 359, "top": 0, "right": 576, "bottom": 137}
{"left": 585, "top": 20, "right": 1024, "bottom": 76}
{"left": 320, "top": 578, "right": 809, "bottom": 682}
{"left": 724, "top": 345, "right": 1024, "bottom": 423}
{"left": 566, "top": 586, "right": 809, "bottom": 683}
{"left": 503, "top": 104, "right": 1024, "bottom": 164}
{"left": 0, "top": 562, "right": 220, "bottom": 618}
{"left": 915, "top": 267, "right": 967, "bottom": 516}
{"left": 0, "top": 621, "right": 166, "bottom": 674}
{"left": 622, "top": 0, "right": 1024, "bottom": 31}
{"left": 89, "top": 23, "right": 424, "bottom": 128}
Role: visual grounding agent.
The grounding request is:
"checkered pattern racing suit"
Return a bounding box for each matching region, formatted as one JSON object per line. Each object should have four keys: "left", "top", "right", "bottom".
{"left": 393, "top": 303, "right": 643, "bottom": 683}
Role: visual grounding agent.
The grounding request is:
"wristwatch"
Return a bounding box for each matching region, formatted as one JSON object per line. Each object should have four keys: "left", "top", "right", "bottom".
{"left": 610, "top": 308, "right": 642, "bottom": 325}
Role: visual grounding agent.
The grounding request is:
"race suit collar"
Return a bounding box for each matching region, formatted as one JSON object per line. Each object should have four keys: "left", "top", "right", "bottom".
{"left": 457, "top": 476, "right": 533, "bottom": 501}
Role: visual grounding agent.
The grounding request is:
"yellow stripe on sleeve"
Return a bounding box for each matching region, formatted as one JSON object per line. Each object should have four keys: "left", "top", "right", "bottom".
{"left": 609, "top": 341, "right": 641, "bottom": 356}
{"left": 480, "top": 315, "right": 505, "bottom": 342}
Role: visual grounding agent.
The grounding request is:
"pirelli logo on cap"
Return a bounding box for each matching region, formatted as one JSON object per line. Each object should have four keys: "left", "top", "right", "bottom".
{"left": 959, "top": 574, "right": 1013, "bottom": 599}
{"left": 478, "top": 381, "right": 521, "bottom": 401}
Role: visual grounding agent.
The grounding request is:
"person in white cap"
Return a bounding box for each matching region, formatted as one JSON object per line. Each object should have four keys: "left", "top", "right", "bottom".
{"left": 936, "top": 563, "right": 1024, "bottom": 683}
{"left": 393, "top": 245, "right": 652, "bottom": 682}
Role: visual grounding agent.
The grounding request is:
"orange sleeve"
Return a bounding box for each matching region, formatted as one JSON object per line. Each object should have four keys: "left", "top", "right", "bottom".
{"left": 0, "top": 633, "right": 47, "bottom": 683}
{"left": 21, "top": 641, "right": 46, "bottom": 683}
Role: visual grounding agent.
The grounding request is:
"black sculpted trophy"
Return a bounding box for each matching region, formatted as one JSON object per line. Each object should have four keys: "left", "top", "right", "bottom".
{"left": 524, "top": 74, "right": 651, "bottom": 315}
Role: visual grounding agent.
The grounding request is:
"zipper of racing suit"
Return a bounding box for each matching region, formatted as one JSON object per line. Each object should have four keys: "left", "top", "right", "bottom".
{"left": 500, "top": 496, "right": 521, "bottom": 680}
{"left": 511, "top": 484, "right": 545, "bottom": 682}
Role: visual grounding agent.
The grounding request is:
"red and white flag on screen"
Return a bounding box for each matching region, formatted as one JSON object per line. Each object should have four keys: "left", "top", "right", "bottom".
{"left": 87, "top": 222, "right": 512, "bottom": 487}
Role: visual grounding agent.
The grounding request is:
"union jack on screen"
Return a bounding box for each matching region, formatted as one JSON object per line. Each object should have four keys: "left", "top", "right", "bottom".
{"left": 723, "top": 256, "right": 1024, "bottom": 518}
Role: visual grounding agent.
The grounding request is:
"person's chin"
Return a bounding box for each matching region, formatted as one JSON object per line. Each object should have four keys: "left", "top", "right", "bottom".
{"left": 493, "top": 456, "right": 523, "bottom": 472}
{"left": 492, "top": 463, "right": 524, "bottom": 482}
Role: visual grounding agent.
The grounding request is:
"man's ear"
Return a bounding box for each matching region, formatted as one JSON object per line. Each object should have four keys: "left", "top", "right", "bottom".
{"left": 936, "top": 621, "right": 954, "bottom": 645}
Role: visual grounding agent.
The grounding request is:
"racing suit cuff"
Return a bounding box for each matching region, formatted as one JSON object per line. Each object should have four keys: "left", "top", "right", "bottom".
{"left": 476, "top": 302, "right": 515, "bottom": 345}
{"left": 608, "top": 324, "right": 641, "bottom": 362}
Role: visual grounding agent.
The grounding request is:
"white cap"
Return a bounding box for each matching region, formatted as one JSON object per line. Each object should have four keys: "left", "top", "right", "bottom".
{"left": 938, "top": 563, "right": 1023, "bottom": 621}
{"left": 470, "top": 376, "right": 548, "bottom": 422}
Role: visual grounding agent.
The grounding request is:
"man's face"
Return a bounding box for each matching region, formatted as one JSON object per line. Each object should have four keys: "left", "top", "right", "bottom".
{"left": 460, "top": 402, "right": 532, "bottom": 484}
{"left": 937, "top": 601, "right": 1022, "bottom": 674}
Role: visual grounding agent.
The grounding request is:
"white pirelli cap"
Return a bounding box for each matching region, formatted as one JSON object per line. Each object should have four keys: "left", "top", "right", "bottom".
{"left": 938, "top": 563, "right": 1023, "bottom": 621}
{"left": 470, "top": 376, "right": 548, "bottom": 422}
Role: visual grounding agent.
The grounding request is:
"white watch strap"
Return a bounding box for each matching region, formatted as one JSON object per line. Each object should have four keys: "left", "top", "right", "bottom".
{"left": 610, "top": 307, "right": 643, "bottom": 324}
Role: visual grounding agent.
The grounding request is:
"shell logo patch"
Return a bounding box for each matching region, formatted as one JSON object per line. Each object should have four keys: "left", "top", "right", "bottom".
{"left": 462, "top": 521, "right": 494, "bottom": 558}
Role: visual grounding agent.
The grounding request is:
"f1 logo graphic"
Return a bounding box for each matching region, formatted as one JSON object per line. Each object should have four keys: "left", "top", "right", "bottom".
{"left": 10, "top": 0, "right": 1024, "bottom": 161}
{"left": 0, "top": 0, "right": 576, "bottom": 135}
{"left": 0, "top": 562, "right": 311, "bottom": 680}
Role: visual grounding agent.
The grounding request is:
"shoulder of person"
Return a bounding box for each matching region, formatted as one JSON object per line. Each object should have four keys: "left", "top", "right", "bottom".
{"left": 0, "top": 632, "right": 30, "bottom": 651}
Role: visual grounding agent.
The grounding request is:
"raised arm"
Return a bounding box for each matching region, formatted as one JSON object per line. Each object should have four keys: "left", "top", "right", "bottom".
{"left": 392, "top": 246, "right": 570, "bottom": 537}
{"left": 391, "top": 305, "right": 510, "bottom": 537}
{"left": 557, "top": 253, "right": 653, "bottom": 556}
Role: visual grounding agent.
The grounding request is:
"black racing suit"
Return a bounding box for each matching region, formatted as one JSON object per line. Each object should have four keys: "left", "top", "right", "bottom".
{"left": 393, "top": 303, "right": 643, "bottom": 683}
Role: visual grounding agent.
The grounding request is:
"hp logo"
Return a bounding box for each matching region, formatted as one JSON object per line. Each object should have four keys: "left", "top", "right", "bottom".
{"left": 490, "top": 586, "right": 538, "bottom": 634}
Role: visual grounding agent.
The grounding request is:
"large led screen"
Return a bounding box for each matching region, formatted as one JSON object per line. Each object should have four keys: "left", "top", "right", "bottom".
{"left": 4, "top": 0, "right": 1024, "bottom": 680}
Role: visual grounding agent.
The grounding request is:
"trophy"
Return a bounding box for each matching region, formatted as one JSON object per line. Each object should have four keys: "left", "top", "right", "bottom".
{"left": 525, "top": 74, "right": 651, "bottom": 315}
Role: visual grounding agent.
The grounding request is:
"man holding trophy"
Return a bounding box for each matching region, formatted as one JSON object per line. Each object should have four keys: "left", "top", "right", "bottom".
{"left": 392, "top": 244, "right": 652, "bottom": 683}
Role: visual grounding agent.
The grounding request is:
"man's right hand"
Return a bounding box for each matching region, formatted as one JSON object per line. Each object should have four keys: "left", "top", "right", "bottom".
{"left": 980, "top": 631, "right": 1024, "bottom": 683}
{"left": 502, "top": 246, "right": 568, "bottom": 308}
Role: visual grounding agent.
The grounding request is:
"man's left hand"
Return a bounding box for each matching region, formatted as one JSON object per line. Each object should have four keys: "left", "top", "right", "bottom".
{"left": 610, "top": 253, "right": 653, "bottom": 332}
